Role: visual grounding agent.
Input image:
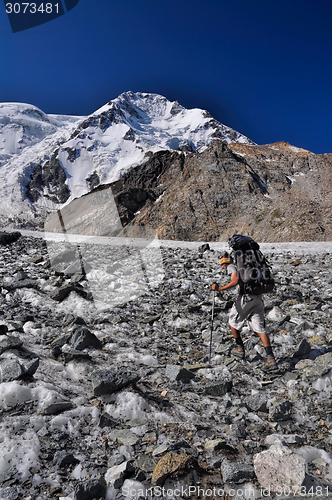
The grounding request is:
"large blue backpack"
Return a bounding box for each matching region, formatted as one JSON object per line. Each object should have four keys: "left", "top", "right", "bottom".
{"left": 228, "top": 234, "right": 275, "bottom": 295}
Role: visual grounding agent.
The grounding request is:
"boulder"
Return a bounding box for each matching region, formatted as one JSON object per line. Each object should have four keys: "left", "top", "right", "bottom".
{"left": 0, "top": 232, "right": 21, "bottom": 245}
{"left": 303, "top": 352, "right": 332, "bottom": 380}
{"left": 91, "top": 368, "right": 140, "bottom": 396}
{"left": 165, "top": 365, "right": 195, "bottom": 383}
{"left": 151, "top": 452, "right": 194, "bottom": 486}
{"left": 254, "top": 444, "right": 306, "bottom": 492}
{"left": 220, "top": 459, "right": 255, "bottom": 483}
{"left": 269, "top": 399, "right": 292, "bottom": 421}
{"left": 70, "top": 326, "right": 102, "bottom": 350}
{"left": 74, "top": 477, "right": 107, "bottom": 500}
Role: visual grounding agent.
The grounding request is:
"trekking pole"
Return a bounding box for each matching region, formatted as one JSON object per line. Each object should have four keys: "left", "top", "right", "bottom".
{"left": 209, "top": 290, "right": 215, "bottom": 365}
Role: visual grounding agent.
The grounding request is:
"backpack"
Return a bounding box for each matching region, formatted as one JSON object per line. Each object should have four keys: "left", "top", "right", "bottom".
{"left": 228, "top": 234, "right": 275, "bottom": 295}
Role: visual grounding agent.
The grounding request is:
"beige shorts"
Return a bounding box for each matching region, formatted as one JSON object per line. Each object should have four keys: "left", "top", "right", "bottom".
{"left": 229, "top": 294, "right": 266, "bottom": 334}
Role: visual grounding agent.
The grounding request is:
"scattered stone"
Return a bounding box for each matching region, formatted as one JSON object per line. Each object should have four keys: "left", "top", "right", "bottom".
{"left": 0, "top": 358, "right": 24, "bottom": 382}
{"left": 74, "top": 477, "right": 107, "bottom": 500}
{"left": 200, "top": 380, "right": 232, "bottom": 396}
{"left": 0, "top": 336, "right": 23, "bottom": 354}
{"left": 44, "top": 401, "right": 75, "bottom": 415}
{"left": 246, "top": 393, "right": 268, "bottom": 412}
{"left": 295, "top": 359, "right": 314, "bottom": 370}
{"left": 265, "top": 434, "right": 306, "bottom": 446}
{"left": 165, "top": 365, "right": 195, "bottom": 383}
{"left": 0, "top": 231, "right": 21, "bottom": 245}
{"left": 204, "top": 439, "right": 237, "bottom": 453}
{"left": 292, "top": 338, "right": 311, "bottom": 358}
{"left": 0, "top": 325, "right": 8, "bottom": 335}
{"left": 99, "top": 412, "right": 118, "bottom": 428}
{"left": 30, "top": 255, "right": 43, "bottom": 264}
{"left": 254, "top": 444, "right": 306, "bottom": 492}
{"left": 109, "top": 429, "right": 140, "bottom": 446}
{"left": 105, "top": 461, "right": 135, "bottom": 489}
{"left": 269, "top": 399, "right": 292, "bottom": 421}
{"left": 220, "top": 459, "right": 255, "bottom": 483}
{"left": 134, "top": 455, "right": 158, "bottom": 473}
{"left": 53, "top": 451, "right": 80, "bottom": 467}
{"left": 91, "top": 368, "right": 140, "bottom": 396}
{"left": 70, "top": 326, "right": 102, "bottom": 350}
{"left": 303, "top": 352, "right": 332, "bottom": 380}
{"left": 198, "top": 243, "right": 210, "bottom": 253}
{"left": 151, "top": 452, "right": 195, "bottom": 486}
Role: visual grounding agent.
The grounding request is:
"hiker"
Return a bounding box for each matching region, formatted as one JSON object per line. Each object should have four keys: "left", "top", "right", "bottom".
{"left": 212, "top": 251, "right": 277, "bottom": 370}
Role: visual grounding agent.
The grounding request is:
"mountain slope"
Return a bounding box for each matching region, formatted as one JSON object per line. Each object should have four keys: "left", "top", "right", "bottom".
{"left": 0, "top": 92, "right": 253, "bottom": 222}
{"left": 45, "top": 140, "right": 332, "bottom": 242}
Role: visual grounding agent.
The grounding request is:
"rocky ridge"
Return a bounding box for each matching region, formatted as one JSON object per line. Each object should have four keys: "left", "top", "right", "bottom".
{"left": 0, "top": 233, "right": 332, "bottom": 499}
{"left": 43, "top": 140, "right": 332, "bottom": 243}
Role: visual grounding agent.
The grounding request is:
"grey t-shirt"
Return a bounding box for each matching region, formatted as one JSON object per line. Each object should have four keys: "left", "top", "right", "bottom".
{"left": 225, "top": 263, "right": 239, "bottom": 294}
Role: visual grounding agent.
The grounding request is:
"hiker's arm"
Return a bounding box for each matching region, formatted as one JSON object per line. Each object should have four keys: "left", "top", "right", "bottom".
{"left": 219, "top": 272, "right": 238, "bottom": 291}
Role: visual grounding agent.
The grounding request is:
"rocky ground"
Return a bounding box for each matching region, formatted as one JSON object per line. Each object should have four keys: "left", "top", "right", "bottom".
{"left": 1, "top": 232, "right": 332, "bottom": 499}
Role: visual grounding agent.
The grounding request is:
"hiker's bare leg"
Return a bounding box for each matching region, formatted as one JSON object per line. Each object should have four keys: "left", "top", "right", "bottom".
{"left": 255, "top": 332, "right": 271, "bottom": 348}
{"left": 230, "top": 326, "right": 242, "bottom": 340}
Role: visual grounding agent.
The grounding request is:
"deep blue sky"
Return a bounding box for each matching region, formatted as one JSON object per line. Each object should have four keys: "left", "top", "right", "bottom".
{"left": 1, "top": 0, "right": 332, "bottom": 153}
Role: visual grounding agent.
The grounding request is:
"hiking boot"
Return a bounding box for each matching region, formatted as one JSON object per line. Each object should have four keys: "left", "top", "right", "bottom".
{"left": 233, "top": 345, "right": 245, "bottom": 359}
{"left": 263, "top": 354, "right": 278, "bottom": 371}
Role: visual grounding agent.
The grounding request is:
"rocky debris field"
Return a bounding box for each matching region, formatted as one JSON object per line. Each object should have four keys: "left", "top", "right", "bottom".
{"left": 1, "top": 232, "right": 332, "bottom": 499}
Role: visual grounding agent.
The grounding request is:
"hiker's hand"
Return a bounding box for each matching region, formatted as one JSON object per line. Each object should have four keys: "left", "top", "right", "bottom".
{"left": 212, "top": 283, "right": 219, "bottom": 291}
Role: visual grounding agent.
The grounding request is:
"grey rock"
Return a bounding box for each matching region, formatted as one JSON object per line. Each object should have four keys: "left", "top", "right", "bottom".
{"left": 51, "top": 333, "right": 72, "bottom": 350}
{"left": 109, "top": 429, "right": 140, "bottom": 446}
{"left": 99, "top": 412, "right": 118, "bottom": 428}
{"left": 303, "top": 352, "right": 332, "bottom": 380}
{"left": 54, "top": 451, "right": 80, "bottom": 467}
{"left": 152, "top": 442, "right": 170, "bottom": 457}
{"left": 269, "top": 399, "right": 292, "bottom": 421}
{"left": 70, "top": 326, "right": 102, "bottom": 350}
{"left": 44, "top": 401, "right": 74, "bottom": 415}
{"left": 220, "top": 459, "right": 255, "bottom": 483}
{"left": 200, "top": 380, "right": 232, "bottom": 396}
{"left": 0, "top": 325, "right": 8, "bottom": 335}
{"left": 292, "top": 338, "right": 311, "bottom": 358}
{"left": 165, "top": 365, "right": 195, "bottom": 383}
{"left": 0, "top": 336, "right": 23, "bottom": 354}
{"left": 63, "top": 349, "right": 92, "bottom": 363}
{"left": 91, "top": 368, "right": 140, "bottom": 396}
{"left": 108, "top": 453, "right": 126, "bottom": 468}
{"left": 134, "top": 455, "right": 158, "bottom": 472}
{"left": 74, "top": 477, "right": 107, "bottom": 500}
{"left": 4, "top": 278, "right": 38, "bottom": 292}
{"left": 246, "top": 393, "right": 268, "bottom": 412}
{"left": 205, "top": 439, "right": 237, "bottom": 453}
{"left": 0, "top": 358, "right": 24, "bottom": 382}
{"left": 0, "top": 467, "right": 17, "bottom": 485}
{"left": 105, "top": 460, "right": 135, "bottom": 489}
{"left": 265, "top": 434, "right": 305, "bottom": 446}
{"left": 0, "top": 231, "right": 21, "bottom": 245}
{"left": 0, "top": 486, "right": 19, "bottom": 499}
{"left": 23, "top": 357, "right": 39, "bottom": 376}
{"left": 254, "top": 443, "right": 306, "bottom": 492}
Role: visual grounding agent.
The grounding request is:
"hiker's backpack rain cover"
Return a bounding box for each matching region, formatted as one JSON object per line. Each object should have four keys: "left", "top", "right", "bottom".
{"left": 228, "top": 234, "right": 275, "bottom": 295}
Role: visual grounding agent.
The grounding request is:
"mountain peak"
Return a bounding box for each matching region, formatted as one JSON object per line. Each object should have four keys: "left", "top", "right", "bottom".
{"left": 0, "top": 91, "right": 254, "bottom": 221}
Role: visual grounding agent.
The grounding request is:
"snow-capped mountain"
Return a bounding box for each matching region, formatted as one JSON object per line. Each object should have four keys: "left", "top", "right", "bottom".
{"left": 0, "top": 92, "right": 253, "bottom": 221}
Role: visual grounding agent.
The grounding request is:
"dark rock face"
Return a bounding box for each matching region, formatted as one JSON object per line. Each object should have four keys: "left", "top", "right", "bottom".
{"left": 91, "top": 368, "right": 140, "bottom": 396}
{"left": 26, "top": 151, "right": 70, "bottom": 204}
{"left": 74, "top": 477, "right": 107, "bottom": 500}
{"left": 0, "top": 231, "right": 21, "bottom": 245}
{"left": 70, "top": 326, "right": 102, "bottom": 350}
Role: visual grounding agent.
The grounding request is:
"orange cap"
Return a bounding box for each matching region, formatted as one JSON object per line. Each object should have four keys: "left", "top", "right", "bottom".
{"left": 220, "top": 257, "right": 231, "bottom": 265}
